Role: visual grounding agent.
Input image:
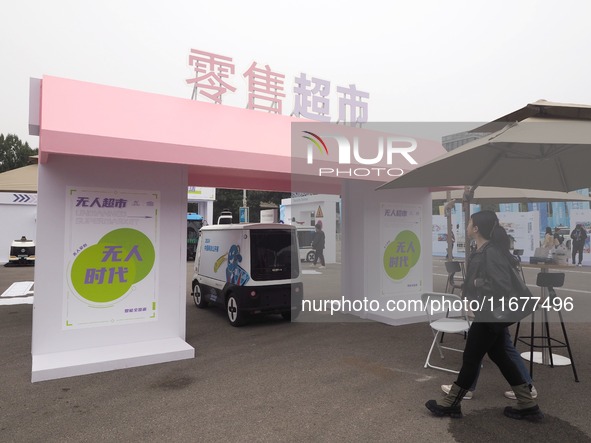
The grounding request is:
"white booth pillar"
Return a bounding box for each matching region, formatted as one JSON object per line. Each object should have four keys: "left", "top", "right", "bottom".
{"left": 341, "top": 180, "right": 433, "bottom": 325}
{"left": 32, "top": 155, "right": 194, "bottom": 382}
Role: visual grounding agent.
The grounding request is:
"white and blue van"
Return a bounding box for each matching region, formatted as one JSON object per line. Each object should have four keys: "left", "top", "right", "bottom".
{"left": 191, "top": 223, "right": 303, "bottom": 326}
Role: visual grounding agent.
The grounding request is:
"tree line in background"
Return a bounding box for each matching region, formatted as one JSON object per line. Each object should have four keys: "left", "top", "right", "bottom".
{"left": 189, "top": 189, "right": 291, "bottom": 224}
{"left": 0, "top": 134, "right": 38, "bottom": 173}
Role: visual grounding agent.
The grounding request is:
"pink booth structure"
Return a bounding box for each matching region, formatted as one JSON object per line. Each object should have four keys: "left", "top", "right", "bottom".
{"left": 29, "top": 76, "right": 445, "bottom": 382}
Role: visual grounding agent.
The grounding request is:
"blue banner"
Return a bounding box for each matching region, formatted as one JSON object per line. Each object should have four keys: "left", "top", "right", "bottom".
{"left": 568, "top": 189, "right": 590, "bottom": 212}
{"left": 552, "top": 202, "right": 568, "bottom": 227}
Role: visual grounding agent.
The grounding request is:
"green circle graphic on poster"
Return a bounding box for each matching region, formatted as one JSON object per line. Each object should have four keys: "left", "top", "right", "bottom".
{"left": 383, "top": 230, "right": 421, "bottom": 281}
{"left": 70, "top": 228, "right": 155, "bottom": 303}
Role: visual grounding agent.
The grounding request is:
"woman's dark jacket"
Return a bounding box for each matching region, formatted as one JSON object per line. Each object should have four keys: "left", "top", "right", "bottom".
{"left": 312, "top": 230, "right": 325, "bottom": 250}
{"left": 463, "top": 242, "right": 514, "bottom": 322}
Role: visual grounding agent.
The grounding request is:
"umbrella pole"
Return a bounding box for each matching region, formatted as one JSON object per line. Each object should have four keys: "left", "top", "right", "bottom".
{"left": 463, "top": 186, "right": 475, "bottom": 268}
{"left": 444, "top": 192, "right": 457, "bottom": 261}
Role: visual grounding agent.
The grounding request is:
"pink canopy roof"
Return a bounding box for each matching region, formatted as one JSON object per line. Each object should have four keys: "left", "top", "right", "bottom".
{"left": 35, "top": 76, "right": 446, "bottom": 193}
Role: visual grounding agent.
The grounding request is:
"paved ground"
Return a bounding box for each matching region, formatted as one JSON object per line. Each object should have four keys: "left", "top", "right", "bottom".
{"left": 1, "top": 261, "right": 591, "bottom": 442}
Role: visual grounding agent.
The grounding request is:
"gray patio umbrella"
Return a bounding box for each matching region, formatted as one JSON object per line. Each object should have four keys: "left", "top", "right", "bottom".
{"left": 378, "top": 117, "right": 591, "bottom": 193}
{"left": 377, "top": 102, "right": 591, "bottom": 262}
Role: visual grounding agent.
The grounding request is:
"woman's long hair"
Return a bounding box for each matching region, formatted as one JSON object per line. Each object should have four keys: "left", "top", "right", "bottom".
{"left": 471, "top": 210, "right": 511, "bottom": 253}
{"left": 545, "top": 226, "right": 553, "bottom": 235}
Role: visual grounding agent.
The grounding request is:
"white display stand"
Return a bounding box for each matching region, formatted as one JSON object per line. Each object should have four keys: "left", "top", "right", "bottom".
{"left": 497, "top": 211, "right": 540, "bottom": 259}
{"left": 32, "top": 156, "right": 194, "bottom": 382}
{"left": 341, "top": 181, "right": 433, "bottom": 325}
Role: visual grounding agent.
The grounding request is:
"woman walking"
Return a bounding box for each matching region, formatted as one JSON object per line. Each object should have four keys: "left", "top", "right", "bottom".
{"left": 425, "top": 210, "right": 543, "bottom": 421}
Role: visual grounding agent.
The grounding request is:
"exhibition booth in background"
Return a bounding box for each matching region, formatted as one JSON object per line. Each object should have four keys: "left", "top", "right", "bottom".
{"left": 432, "top": 207, "right": 591, "bottom": 265}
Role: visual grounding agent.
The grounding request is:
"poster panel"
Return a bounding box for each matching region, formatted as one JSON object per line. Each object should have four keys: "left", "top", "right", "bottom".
{"left": 380, "top": 203, "right": 423, "bottom": 297}
{"left": 187, "top": 186, "right": 216, "bottom": 201}
{"left": 63, "top": 187, "right": 159, "bottom": 329}
{"left": 432, "top": 215, "right": 448, "bottom": 256}
{"left": 497, "top": 211, "right": 538, "bottom": 257}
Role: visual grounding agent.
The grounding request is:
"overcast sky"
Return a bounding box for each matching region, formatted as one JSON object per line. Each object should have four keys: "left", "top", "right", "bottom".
{"left": 2, "top": 0, "right": 591, "bottom": 148}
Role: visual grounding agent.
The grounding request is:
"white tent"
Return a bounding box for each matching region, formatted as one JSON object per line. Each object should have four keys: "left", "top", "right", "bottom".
{"left": 0, "top": 164, "right": 38, "bottom": 192}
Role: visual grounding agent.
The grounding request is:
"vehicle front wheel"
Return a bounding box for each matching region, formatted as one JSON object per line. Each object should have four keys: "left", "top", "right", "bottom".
{"left": 306, "top": 251, "right": 315, "bottom": 262}
{"left": 192, "top": 283, "right": 208, "bottom": 308}
{"left": 226, "top": 294, "right": 247, "bottom": 326}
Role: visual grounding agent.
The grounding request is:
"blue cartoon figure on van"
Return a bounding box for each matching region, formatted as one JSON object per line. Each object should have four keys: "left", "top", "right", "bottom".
{"left": 226, "top": 244, "right": 250, "bottom": 286}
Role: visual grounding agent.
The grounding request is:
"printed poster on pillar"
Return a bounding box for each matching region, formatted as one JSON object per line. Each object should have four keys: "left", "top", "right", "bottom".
{"left": 380, "top": 203, "right": 423, "bottom": 296}
{"left": 63, "top": 187, "right": 159, "bottom": 329}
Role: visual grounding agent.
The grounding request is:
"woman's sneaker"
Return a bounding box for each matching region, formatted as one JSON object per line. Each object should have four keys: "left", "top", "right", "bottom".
{"left": 441, "top": 384, "right": 473, "bottom": 400}
{"left": 504, "top": 385, "right": 537, "bottom": 400}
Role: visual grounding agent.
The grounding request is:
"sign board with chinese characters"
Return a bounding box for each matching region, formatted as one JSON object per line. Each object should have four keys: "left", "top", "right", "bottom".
{"left": 380, "top": 203, "right": 423, "bottom": 296}
{"left": 186, "top": 48, "right": 370, "bottom": 124}
{"left": 63, "top": 187, "right": 159, "bottom": 329}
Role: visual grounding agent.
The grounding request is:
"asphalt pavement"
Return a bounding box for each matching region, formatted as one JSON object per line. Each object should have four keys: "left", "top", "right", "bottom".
{"left": 1, "top": 260, "right": 591, "bottom": 442}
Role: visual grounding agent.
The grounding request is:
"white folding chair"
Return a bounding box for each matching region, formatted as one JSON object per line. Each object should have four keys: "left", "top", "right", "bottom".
{"left": 421, "top": 292, "right": 472, "bottom": 374}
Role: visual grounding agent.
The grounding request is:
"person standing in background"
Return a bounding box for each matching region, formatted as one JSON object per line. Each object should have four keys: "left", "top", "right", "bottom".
{"left": 542, "top": 227, "right": 554, "bottom": 248}
{"left": 554, "top": 227, "right": 565, "bottom": 247}
{"left": 311, "top": 221, "right": 326, "bottom": 269}
{"left": 570, "top": 224, "right": 588, "bottom": 266}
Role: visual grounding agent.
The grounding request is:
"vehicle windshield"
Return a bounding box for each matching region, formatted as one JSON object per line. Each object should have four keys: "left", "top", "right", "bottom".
{"left": 250, "top": 229, "right": 299, "bottom": 281}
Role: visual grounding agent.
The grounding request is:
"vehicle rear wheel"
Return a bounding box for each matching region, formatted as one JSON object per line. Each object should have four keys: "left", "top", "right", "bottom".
{"left": 192, "top": 282, "right": 208, "bottom": 308}
{"left": 306, "top": 251, "right": 315, "bottom": 262}
{"left": 226, "top": 294, "right": 246, "bottom": 326}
